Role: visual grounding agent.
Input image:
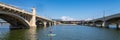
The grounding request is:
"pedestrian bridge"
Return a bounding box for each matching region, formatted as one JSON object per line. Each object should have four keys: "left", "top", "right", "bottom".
{"left": 0, "top": 2, "right": 56, "bottom": 29}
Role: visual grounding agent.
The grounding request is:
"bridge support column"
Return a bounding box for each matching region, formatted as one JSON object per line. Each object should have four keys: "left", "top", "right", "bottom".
{"left": 51, "top": 22, "right": 54, "bottom": 26}
{"left": 51, "top": 22, "right": 53, "bottom": 26}
{"left": 43, "top": 21, "right": 47, "bottom": 27}
{"left": 116, "top": 23, "right": 120, "bottom": 29}
{"left": 30, "top": 8, "right": 36, "bottom": 28}
{"left": 86, "top": 23, "right": 90, "bottom": 26}
{"left": 49, "top": 22, "right": 52, "bottom": 26}
{"left": 92, "top": 22, "right": 96, "bottom": 27}
{"left": 100, "top": 24, "right": 103, "bottom": 27}
{"left": 53, "top": 21, "right": 56, "bottom": 25}
{"left": 102, "top": 22, "right": 109, "bottom": 28}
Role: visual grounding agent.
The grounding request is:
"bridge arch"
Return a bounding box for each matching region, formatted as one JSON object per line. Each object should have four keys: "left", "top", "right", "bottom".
{"left": 105, "top": 17, "right": 120, "bottom": 24}
{"left": 36, "top": 20, "right": 52, "bottom": 27}
{"left": 93, "top": 20, "right": 104, "bottom": 27}
{"left": 88, "top": 21, "right": 93, "bottom": 23}
{"left": 103, "top": 17, "right": 120, "bottom": 29}
{"left": 36, "top": 20, "right": 44, "bottom": 27}
{"left": 94, "top": 20, "right": 103, "bottom": 24}
{"left": 0, "top": 11, "right": 30, "bottom": 28}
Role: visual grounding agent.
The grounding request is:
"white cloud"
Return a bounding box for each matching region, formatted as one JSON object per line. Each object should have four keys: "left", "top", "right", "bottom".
{"left": 61, "top": 16, "right": 80, "bottom": 21}
{"left": 84, "top": 18, "right": 93, "bottom": 21}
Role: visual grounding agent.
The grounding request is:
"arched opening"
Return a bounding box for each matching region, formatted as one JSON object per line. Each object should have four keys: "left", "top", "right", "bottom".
{"left": 87, "top": 21, "right": 94, "bottom": 26}
{"left": 94, "top": 20, "right": 103, "bottom": 27}
{"left": 0, "top": 19, "right": 9, "bottom": 28}
{"left": 46, "top": 22, "right": 51, "bottom": 26}
{"left": 36, "top": 20, "right": 51, "bottom": 27}
{"left": 36, "top": 20, "right": 44, "bottom": 27}
{"left": 88, "top": 21, "right": 93, "bottom": 23}
{"left": 106, "top": 17, "right": 120, "bottom": 29}
{"left": 0, "top": 13, "right": 30, "bottom": 29}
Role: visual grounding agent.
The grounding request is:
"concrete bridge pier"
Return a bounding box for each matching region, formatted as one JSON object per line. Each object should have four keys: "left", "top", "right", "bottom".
{"left": 54, "top": 23, "right": 56, "bottom": 25}
{"left": 51, "top": 22, "right": 54, "bottom": 26}
{"left": 86, "top": 24, "right": 90, "bottom": 26}
{"left": 87, "top": 23, "right": 91, "bottom": 26}
{"left": 51, "top": 22, "right": 53, "bottom": 26}
{"left": 116, "top": 23, "right": 120, "bottom": 29}
{"left": 53, "top": 21, "right": 57, "bottom": 25}
{"left": 51, "top": 22, "right": 56, "bottom": 26}
{"left": 29, "top": 8, "right": 36, "bottom": 28}
{"left": 100, "top": 24, "right": 103, "bottom": 27}
{"left": 102, "top": 22, "right": 109, "bottom": 28}
{"left": 92, "top": 22, "right": 96, "bottom": 27}
{"left": 49, "top": 22, "right": 52, "bottom": 26}
{"left": 93, "top": 24, "right": 96, "bottom": 27}
{"left": 43, "top": 21, "right": 47, "bottom": 27}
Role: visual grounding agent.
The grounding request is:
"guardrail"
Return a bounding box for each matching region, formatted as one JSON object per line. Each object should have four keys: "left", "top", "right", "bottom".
{"left": 0, "top": 2, "right": 31, "bottom": 14}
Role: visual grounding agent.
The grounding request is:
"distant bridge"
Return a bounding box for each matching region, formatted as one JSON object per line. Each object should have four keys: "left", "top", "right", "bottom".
{"left": 0, "top": 2, "right": 57, "bottom": 28}
{"left": 60, "top": 21, "right": 82, "bottom": 24}
{"left": 82, "top": 13, "right": 120, "bottom": 29}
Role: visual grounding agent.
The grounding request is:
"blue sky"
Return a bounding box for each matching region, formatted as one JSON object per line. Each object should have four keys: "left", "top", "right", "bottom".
{"left": 0, "top": 0, "right": 120, "bottom": 20}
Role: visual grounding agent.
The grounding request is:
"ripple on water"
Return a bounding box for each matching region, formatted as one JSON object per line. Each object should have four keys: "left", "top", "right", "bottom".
{"left": 0, "top": 24, "right": 120, "bottom": 40}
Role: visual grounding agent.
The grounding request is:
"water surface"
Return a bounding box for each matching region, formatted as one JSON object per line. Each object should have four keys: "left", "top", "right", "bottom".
{"left": 0, "top": 24, "right": 120, "bottom": 40}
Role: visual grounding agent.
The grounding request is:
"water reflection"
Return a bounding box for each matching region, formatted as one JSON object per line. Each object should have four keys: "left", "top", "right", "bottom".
{"left": 25, "top": 28, "right": 37, "bottom": 40}
{"left": 1, "top": 24, "right": 120, "bottom": 40}
{"left": 0, "top": 28, "right": 37, "bottom": 40}
{"left": 0, "top": 28, "right": 9, "bottom": 40}
{"left": 0, "top": 23, "right": 51, "bottom": 40}
{"left": 37, "top": 26, "right": 52, "bottom": 40}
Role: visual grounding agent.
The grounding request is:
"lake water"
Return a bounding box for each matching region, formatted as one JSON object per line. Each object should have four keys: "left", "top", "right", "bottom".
{"left": 0, "top": 23, "right": 120, "bottom": 40}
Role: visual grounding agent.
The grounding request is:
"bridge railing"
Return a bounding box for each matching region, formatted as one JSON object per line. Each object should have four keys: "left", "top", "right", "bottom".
{"left": 0, "top": 2, "right": 32, "bottom": 14}
{"left": 0, "top": 2, "right": 53, "bottom": 22}
{"left": 37, "top": 16, "right": 53, "bottom": 21}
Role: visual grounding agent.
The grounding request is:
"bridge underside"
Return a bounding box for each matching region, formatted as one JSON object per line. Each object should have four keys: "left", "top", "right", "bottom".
{"left": 0, "top": 2, "right": 56, "bottom": 29}
{"left": 36, "top": 20, "right": 53, "bottom": 27}
{"left": 106, "top": 17, "right": 120, "bottom": 24}
{"left": 36, "top": 20, "right": 44, "bottom": 27}
{"left": 0, "top": 13, "right": 30, "bottom": 29}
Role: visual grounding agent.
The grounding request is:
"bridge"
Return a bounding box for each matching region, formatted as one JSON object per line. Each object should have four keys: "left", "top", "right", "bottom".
{"left": 0, "top": 2, "right": 57, "bottom": 29}
{"left": 83, "top": 13, "right": 120, "bottom": 29}
{"left": 59, "top": 21, "right": 82, "bottom": 25}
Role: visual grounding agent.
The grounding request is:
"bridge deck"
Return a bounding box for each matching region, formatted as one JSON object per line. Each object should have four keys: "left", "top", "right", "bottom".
{"left": 0, "top": 2, "right": 52, "bottom": 22}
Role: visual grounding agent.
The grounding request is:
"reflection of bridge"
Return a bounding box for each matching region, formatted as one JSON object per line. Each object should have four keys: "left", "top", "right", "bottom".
{"left": 0, "top": 2, "right": 56, "bottom": 28}
{"left": 82, "top": 13, "right": 120, "bottom": 29}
